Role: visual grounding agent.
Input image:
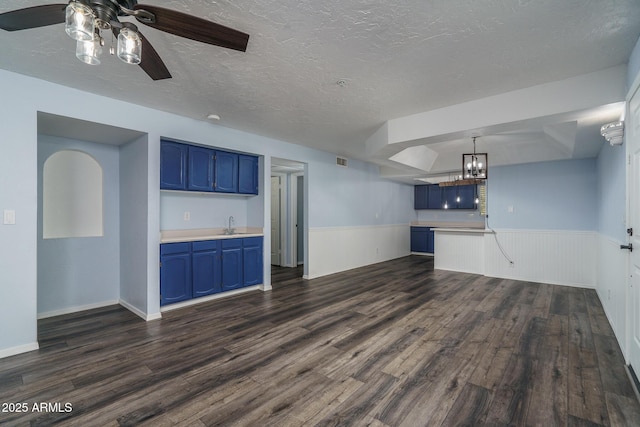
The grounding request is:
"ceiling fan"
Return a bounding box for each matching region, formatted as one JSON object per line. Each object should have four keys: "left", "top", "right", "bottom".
{"left": 0, "top": 1, "right": 250, "bottom": 80}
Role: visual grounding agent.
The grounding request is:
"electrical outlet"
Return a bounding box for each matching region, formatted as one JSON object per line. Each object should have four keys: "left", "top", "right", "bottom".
{"left": 183, "top": 211, "right": 191, "bottom": 221}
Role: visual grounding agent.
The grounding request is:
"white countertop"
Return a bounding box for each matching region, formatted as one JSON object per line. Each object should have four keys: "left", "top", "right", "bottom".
{"left": 433, "top": 227, "right": 491, "bottom": 233}
{"left": 161, "top": 227, "right": 264, "bottom": 243}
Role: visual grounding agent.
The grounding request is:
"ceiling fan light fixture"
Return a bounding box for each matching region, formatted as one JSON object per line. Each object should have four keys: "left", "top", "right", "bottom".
{"left": 65, "top": 1, "right": 95, "bottom": 42}
{"left": 117, "top": 26, "right": 142, "bottom": 65}
{"left": 76, "top": 32, "right": 102, "bottom": 65}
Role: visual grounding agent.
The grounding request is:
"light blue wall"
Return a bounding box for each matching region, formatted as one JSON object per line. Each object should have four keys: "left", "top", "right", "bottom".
{"left": 120, "top": 136, "right": 150, "bottom": 314}
{"left": 37, "top": 135, "right": 121, "bottom": 315}
{"left": 310, "top": 154, "right": 414, "bottom": 227}
{"left": 160, "top": 192, "right": 250, "bottom": 230}
{"left": 596, "top": 142, "right": 626, "bottom": 242}
{"left": 487, "top": 158, "right": 597, "bottom": 230}
{"left": 0, "top": 68, "right": 415, "bottom": 356}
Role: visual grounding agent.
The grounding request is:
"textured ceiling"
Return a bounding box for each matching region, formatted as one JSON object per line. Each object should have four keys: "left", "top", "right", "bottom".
{"left": 2, "top": 0, "right": 640, "bottom": 180}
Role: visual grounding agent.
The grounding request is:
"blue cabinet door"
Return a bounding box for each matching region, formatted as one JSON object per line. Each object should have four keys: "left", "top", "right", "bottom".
{"left": 442, "top": 186, "right": 457, "bottom": 210}
{"left": 238, "top": 154, "right": 259, "bottom": 194}
{"left": 243, "top": 237, "right": 263, "bottom": 286}
{"left": 215, "top": 151, "right": 238, "bottom": 193}
{"left": 221, "top": 239, "right": 243, "bottom": 290}
{"left": 160, "top": 141, "right": 188, "bottom": 190}
{"left": 411, "top": 227, "right": 434, "bottom": 254}
{"left": 457, "top": 184, "right": 477, "bottom": 209}
{"left": 160, "top": 243, "right": 192, "bottom": 306}
{"left": 188, "top": 146, "right": 215, "bottom": 192}
{"left": 410, "top": 227, "right": 429, "bottom": 252}
{"left": 427, "top": 228, "right": 435, "bottom": 253}
{"left": 427, "top": 185, "right": 442, "bottom": 209}
{"left": 192, "top": 240, "right": 222, "bottom": 297}
{"left": 414, "top": 185, "right": 429, "bottom": 209}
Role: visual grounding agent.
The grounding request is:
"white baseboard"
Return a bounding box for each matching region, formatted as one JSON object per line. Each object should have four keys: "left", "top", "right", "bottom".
{"left": 0, "top": 342, "right": 39, "bottom": 359}
{"left": 160, "top": 286, "right": 261, "bottom": 312}
{"left": 37, "top": 300, "right": 119, "bottom": 319}
{"left": 119, "top": 299, "right": 161, "bottom": 321}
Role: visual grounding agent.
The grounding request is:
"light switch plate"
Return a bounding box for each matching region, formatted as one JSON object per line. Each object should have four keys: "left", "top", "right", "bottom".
{"left": 3, "top": 209, "right": 16, "bottom": 225}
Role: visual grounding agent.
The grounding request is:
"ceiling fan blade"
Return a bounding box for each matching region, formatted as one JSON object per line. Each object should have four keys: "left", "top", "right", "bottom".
{"left": 112, "top": 27, "right": 172, "bottom": 81}
{"left": 139, "top": 32, "right": 172, "bottom": 81}
{"left": 0, "top": 4, "right": 66, "bottom": 31}
{"left": 134, "top": 4, "right": 249, "bottom": 52}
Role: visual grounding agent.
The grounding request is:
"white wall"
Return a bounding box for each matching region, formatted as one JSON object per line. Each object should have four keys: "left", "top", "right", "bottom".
{"left": 0, "top": 68, "right": 414, "bottom": 357}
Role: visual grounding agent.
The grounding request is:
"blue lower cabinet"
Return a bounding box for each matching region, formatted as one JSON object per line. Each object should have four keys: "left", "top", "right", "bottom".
{"left": 160, "top": 243, "right": 192, "bottom": 306}
{"left": 192, "top": 240, "right": 222, "bottom": 297}
{"left": 161, "top": 237, "right": 263, "bottom": 306}
{"left": 221, "top": 239, "right": 244, "bottom": 291}
{"left": 243, "top": 237, "right": 263, "bottom": 286}
{"left": 410, "top": 227, "right": 435, "bottom": 254}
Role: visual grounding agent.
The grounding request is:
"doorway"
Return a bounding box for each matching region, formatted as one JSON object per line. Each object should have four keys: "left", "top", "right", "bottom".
{"left": 271, "top": 158, "right": 306, "bottom": 281}
{"left": 627, "top": 79, "right": 640, "bottom": 375}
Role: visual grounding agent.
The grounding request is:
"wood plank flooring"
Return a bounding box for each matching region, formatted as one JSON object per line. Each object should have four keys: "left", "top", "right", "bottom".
{"left": 1, "top": 256, "right": 639, "bottom": 426}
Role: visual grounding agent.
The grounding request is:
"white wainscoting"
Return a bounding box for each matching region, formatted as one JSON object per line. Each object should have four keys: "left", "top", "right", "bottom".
{"left": 434, "top": 228, "right": 597, "bottom": 288}
{"left": 308, "top": 224, "right": 410, "bottom": 279}
{"left": 434, "top": 229, "right": 486, "bottom": 275}
{"left": 596, "top": 234, "right": 628, "bottom": 355}
{"left": 484, "top": 229, "right": 597, "bottom": 288}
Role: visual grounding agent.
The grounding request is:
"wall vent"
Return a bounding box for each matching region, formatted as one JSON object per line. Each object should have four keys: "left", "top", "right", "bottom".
{"left": 336, "top": 156, "right": 348, "bottom": 167}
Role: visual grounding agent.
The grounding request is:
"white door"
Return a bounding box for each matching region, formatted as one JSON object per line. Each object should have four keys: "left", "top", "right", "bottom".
{"left": 271, "top": 176, "right": 282, "bottom": 266}
{"left": 628, "top": 83, "right": 640, "bottom": 371}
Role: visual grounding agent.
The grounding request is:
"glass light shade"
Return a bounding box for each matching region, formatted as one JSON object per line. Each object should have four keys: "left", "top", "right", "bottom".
{"left": 65, "top": 2, "right": 95, "bottom": 41}
{"left": 117, "top": 28, "right": 142, "bottom": 64}
{"left": 76, "top": 38, "right": 101, "bottom": 65}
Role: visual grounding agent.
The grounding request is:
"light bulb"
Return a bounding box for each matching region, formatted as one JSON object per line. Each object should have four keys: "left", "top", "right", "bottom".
{"left": 456, "top": 196, "right": 461, "bottom": 203}
{"left": 65, "top": 2, "right": 94, "bottom": 41}
{"left": 76, "top": 37, "right": 102, "bottom": 65}
{"left": 117, "top": 27, "right": 142, "bottom": 64}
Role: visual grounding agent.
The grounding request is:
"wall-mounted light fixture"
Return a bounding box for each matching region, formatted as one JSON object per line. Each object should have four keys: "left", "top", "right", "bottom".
{"left": 600, "top": 121, "right": 624, "bottom": 146}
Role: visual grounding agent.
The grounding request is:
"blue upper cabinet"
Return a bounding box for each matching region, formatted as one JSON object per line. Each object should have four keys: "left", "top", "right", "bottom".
{"left": 214, "top": 151, "right": 238, "bottom": 193}
{"left": 414, "top": 185, "right": 429, "bottom": 209}
{"left": 442, "top": 186, "right": 457, "bottom": 210}
{"left": 188, "top": 146, "right": 215, "bottom": 192}
{"left": 161, "top": 139, "right": 259, "bottom": 195}
{"left": 415, "top": 183, "right": 477, "bottom": 210}
{"left": 238, "top": 154, "right": 259, "bottom": 195}
{"left": 457, "top": 184, "right": 477, "bottom": 209}
{"left": 160, "top": 141, "right": 188, "bottom": 190}
{"left": 427, "top": 185, "right": 442, "bottom": 209}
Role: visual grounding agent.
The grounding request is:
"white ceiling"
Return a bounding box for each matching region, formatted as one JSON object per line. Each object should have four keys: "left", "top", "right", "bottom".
{"left": 3, "top": 0, "right": 640, "bottom": 182}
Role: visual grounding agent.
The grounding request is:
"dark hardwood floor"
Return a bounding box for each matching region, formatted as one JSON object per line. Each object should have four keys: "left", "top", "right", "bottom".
{"left": 1, "top": 255, "right": 639, "bottom": 426}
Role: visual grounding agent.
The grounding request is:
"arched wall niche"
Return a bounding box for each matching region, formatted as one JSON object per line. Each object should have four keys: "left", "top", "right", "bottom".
{"left": 42, "top": 149, "right": 104, "bottom": 239}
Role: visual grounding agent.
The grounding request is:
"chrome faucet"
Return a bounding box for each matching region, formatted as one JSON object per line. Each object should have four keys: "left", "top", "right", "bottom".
{"left": 226, "top": 216, "right": 235, "bottom": 235}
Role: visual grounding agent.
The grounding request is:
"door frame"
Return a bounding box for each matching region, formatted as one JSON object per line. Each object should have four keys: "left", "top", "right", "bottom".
{"left": 626, "top": 70, "right": 640, "bottom": 366}
{"left": 270, "top": 174, "right": 286, "bottom": 267}
{"left": 290, "top": 172, "right": 304, "bottom": 267}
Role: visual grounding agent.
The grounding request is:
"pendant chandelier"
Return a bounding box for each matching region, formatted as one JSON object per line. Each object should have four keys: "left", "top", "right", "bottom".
{"left": 462, "top": 137, "right": 488, "bottom": 180}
